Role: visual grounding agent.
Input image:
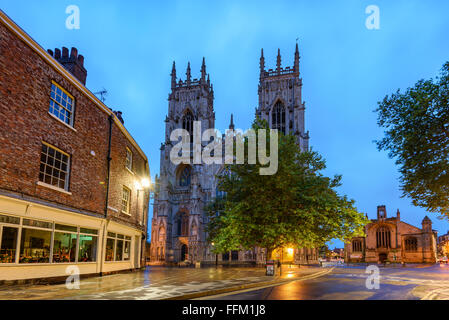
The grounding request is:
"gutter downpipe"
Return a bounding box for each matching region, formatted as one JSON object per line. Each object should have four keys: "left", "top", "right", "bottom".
{"left": 100, "top": 114, "right": 114, "bottom": 276}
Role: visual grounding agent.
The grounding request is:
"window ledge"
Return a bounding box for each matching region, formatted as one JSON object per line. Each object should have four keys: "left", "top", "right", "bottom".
{"left": 48, "top": 112, "right": 77, "bottom": 132}
{"left": 121, "top": 210, "right": 131, "bottom": 216}
{"left": 37, "top": 181, "right": 72, "bottom": 195}
{"left": 125, "top": 167, "right": 134, "bottom": 175}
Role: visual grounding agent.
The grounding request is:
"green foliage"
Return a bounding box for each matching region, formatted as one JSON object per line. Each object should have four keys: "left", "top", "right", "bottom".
{"left": 206, "top": 117, "right": 368, "bottom": 257}
{"left": 376, "top": 62, "right": 449, "bottom": 218}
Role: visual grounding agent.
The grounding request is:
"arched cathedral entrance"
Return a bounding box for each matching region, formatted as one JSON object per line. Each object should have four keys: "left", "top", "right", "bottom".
{"left": 181, "top": 244, "right": 188, "bottom": 261}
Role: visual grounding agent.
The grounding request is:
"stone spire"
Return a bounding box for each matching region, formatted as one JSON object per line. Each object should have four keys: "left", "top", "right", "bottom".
{"left": 186, "top": 62, "right": 191, "bottom": 85}
{"left": 276, "top": 48, "right": 282, "bottom": 73}
{"left": 229, "top": 114, "right": 235, "bottom": 130}
{"left": 207, "top": 74, "right": 210, "bottom": 87}
{"left": 259, "top": 48, "right": 265, "bottom": 79}
{"left": 201, "top": 57, "right": 206, "bottom": 83}
{"left": 171, "top": 61, "right": 176, "bottom": 89}
{"left": 294, "top": 42, "right": 300, "bottom": 73}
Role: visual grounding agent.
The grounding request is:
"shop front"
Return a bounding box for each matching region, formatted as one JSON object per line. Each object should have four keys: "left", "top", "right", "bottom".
{"left": 0, "top": 195, "right": 142, "bottom": 282}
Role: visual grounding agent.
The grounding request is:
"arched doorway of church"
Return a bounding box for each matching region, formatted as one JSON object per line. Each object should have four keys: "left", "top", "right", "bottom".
{"left": 181, "top": 244, "right": 188, "bottom": 261}
{"left": 379, "top": 253, "right": 388, "bottom": 263}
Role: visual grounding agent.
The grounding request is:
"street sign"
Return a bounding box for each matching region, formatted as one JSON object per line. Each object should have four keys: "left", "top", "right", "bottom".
{"left": 266, "top": 260, "right": 275, "bottom": 276}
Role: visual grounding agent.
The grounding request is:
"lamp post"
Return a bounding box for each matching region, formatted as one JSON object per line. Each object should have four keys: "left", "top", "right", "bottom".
{"left": 211, "top": 242, "right": 218, "bottom": 267}
{"left": 135, "top": 176, "right": 153, "bottom": 266}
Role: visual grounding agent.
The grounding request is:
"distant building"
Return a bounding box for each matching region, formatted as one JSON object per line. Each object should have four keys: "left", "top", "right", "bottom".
{"left": 0, "top": 10, "right": 150, "bottom": 282}
{"left": 345, "top": 205, "right": 437, "bottom": 264}
{"left": 437, "top": 231, "right": 449, "bottom": 258}
{"left": 332, "top": 248, "right": 344, "bottom": 259}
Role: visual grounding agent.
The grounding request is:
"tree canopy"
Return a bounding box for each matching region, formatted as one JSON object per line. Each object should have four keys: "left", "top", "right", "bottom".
{"left": 376, "top": 62, "right": 449, "bottom": 219}
{"left": 206, "top": 118, "right": 367, "bottom": 259}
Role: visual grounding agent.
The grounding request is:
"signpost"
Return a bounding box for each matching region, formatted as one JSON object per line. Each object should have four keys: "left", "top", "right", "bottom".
{"left": 266, "top": 260, "right": 275, "bottom": 276}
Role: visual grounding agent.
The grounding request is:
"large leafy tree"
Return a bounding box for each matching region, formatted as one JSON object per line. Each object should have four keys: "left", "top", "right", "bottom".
{"left": 376, "top": 62, "right": 449, "bottom": 218}
{"left": 206, "top": 118, "right": 367, "bottom": 260}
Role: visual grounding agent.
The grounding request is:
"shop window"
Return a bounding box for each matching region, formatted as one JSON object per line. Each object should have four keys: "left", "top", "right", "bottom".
{"left": 0, "top": 226, "right": 18, "bottom": 263}
{"left": 78, "top": 234, "right": 98, "bottom": 262}
{"left": 106, "top": 233, "right": 131, "bottom": 262}
{"left": 124, "top": 240, "right": 131, "bottom": 261}
{"left": 19, "top": 228, "right": 52, "bottom": 263}
{"left": 53, "top": 232, "right": 77, "bottom": 263}
{"left": 106, "top": 238, "right": 115, "bottom": 262}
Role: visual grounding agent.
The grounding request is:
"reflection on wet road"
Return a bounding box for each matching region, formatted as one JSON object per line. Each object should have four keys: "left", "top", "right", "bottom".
{"left": 205, "top": 264, "right": 449, "bottom": 300}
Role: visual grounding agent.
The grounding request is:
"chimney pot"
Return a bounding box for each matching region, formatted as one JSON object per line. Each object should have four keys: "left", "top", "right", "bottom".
{"left": 70, "top": 47, "right": 78, "bottom": 60}
{"left": 47, "top": 49, "right": 54, "bottom": 56}
{"left": 62, "top": 47, "right": 69, "bottom": 58}
{"left": 77, "top": 54, "right": 84, "bottom": 66}
{"left": 55, "top": 48, "right": 61, "bottom": 59}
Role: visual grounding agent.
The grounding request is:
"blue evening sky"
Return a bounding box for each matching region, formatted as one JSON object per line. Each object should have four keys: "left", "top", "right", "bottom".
{"left": 2, "top": 1, "right": 449, "bottom": 248}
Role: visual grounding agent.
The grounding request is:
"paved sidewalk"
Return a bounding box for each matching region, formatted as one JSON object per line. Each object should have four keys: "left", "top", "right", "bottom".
{"left": 0, "top": 266, "right": 327, "bottom": 300}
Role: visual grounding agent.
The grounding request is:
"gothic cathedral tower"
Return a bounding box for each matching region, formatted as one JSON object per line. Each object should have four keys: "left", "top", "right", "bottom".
{"left": 150, "top": 59, "right": 221, "bottom": 263}
{"left": 151, "top": 45, "right": 319, "bottom": 265}
{"left": 256, "top": 44, "right": 309, "bottom": 151}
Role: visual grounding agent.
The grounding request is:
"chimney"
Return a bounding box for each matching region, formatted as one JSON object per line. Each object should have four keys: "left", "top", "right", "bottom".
{"left": 47, "top": 46, "right": 87, "bottom": 85}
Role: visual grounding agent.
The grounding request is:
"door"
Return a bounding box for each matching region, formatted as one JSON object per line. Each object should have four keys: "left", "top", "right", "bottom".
{"left": 181, "top": 244, "right": 188, "bottom": 261}
{"left": 379, "top": 253, "right": 388, "bottom": 263}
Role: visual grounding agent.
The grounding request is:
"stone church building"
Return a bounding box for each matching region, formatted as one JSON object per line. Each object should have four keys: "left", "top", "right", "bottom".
{"left": 345, "top": 205, "right": 437, "bottom": 264}
{"left": 150, "top": 45, "right": 319, "bottom": 265}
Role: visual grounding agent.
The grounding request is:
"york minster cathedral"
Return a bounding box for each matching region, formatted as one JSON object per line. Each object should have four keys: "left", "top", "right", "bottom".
{"left": 150, "top": 44, "right": 319, "bottom": 265}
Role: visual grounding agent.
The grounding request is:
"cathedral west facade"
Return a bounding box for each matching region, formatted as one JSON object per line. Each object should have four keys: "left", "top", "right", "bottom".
{"left": 150, "top": 45, "right": 319, "bottom": 265}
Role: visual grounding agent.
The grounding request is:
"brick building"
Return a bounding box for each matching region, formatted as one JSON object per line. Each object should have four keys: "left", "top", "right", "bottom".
{"left": 0, "top": 10, "right": 150, "bottom": 281}
{"left": 345, "top": 205, "right": 437, "bottom": 264}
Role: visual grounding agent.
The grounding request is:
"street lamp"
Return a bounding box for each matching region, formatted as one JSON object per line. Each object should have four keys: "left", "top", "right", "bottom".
{"left": 135, "top": 176, "right": 152, "bottom": 266}
{"left": 211, "top": 242, "right": 218, "bottom": 267}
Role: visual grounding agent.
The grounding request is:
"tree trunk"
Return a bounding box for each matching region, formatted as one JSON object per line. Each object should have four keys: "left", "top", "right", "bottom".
{"left": 266, "top": 248, "right": 273, "bottom": 261}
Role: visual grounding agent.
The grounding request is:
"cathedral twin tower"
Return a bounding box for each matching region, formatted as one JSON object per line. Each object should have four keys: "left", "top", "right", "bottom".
{"left": 150, "top": 44, "right": 318, "bottom": 265}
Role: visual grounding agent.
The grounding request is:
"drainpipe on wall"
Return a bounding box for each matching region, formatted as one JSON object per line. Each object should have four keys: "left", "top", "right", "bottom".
{"left": 100, "top": 114, "right": 113, "bottom": 276}
{"left": 104, "top": 114, "right": 113, "bottom": 219}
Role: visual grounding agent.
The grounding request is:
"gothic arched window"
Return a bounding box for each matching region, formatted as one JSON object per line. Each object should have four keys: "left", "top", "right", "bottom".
{"left": 179, "top": 166, "right": 191, "bottom": 187}
{"left": 272, "top": 101, "right": 286, "bottom": 135}
{"left": 158, "top": 227, "right": 165, "bottom": 243}
{"left": 352, "top": 240, "right": 362, "bottom": 252}
{"left": 405, "top": 237, "right": 418, "bottom": 251}
{"left": 376, "top": 226, "right": 391, "bottom": 248}
{"left": 177, "top": 212, "right": 189, "bottom": 236}
{"left": 182, "top": 110, "right": 194, "bottom": 142}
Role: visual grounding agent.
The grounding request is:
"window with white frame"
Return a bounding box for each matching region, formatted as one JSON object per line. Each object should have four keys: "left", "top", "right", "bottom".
{"left": 105, "top": 232, "right": 131, "bottom": 262}
{"left": 126, "top": 147, "right": 133, "bottom": 171}
{"left": 49, "top": 81, "right": 75, "bottom": 126}
{"left": 121, "top": 186, "right": 131, "bottom": 214}
{"left": 39, "top": 143, "right": 70, "bottom": 191}
{"left": 0, "top": 214, "right": 98, "bottom": 264}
